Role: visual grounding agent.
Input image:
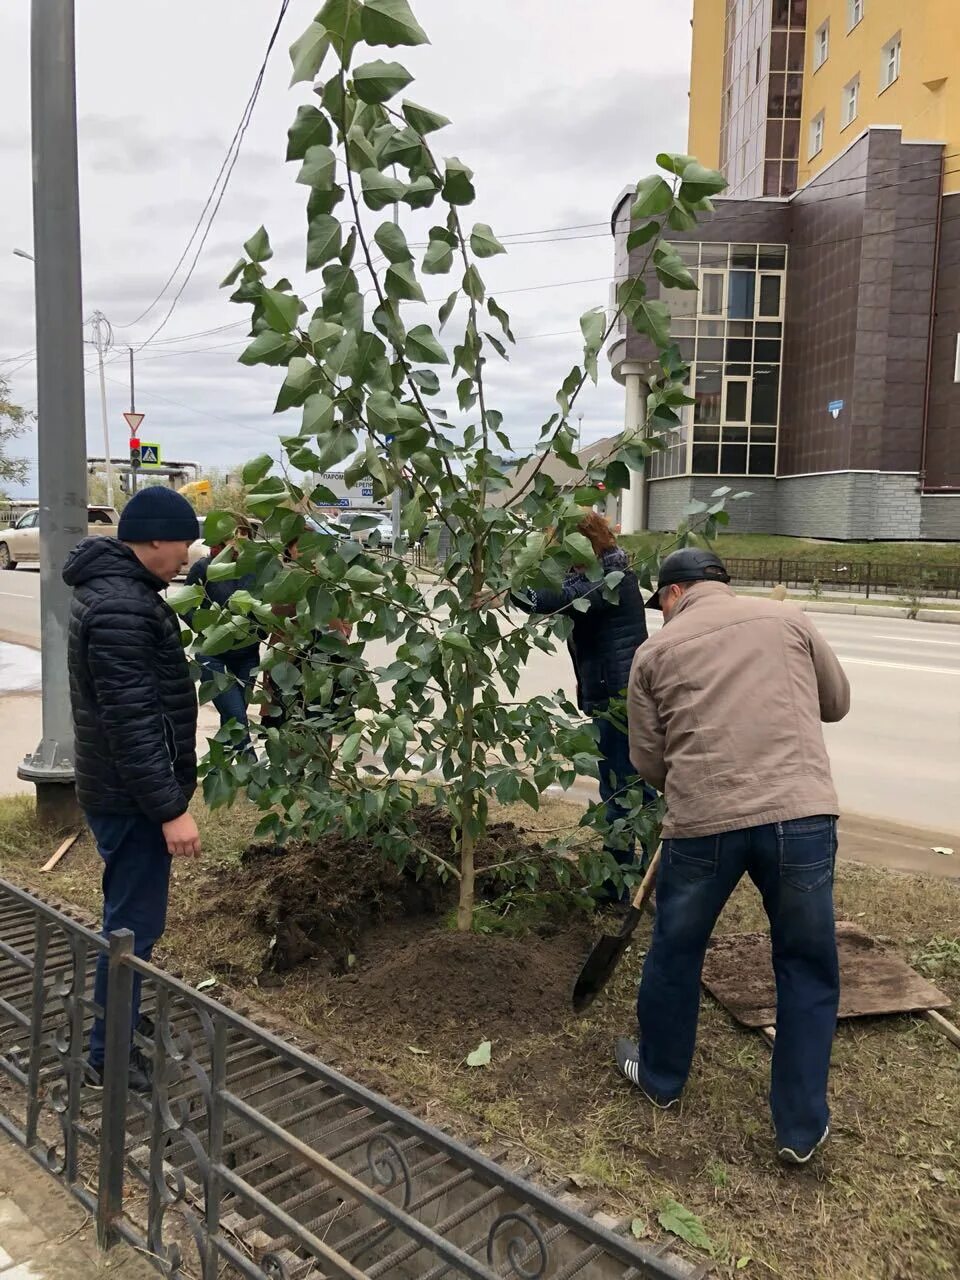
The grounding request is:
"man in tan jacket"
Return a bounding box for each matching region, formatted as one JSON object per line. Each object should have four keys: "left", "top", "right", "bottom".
{"left": 620, "top": 547, "right": 850, "bottom": 1164}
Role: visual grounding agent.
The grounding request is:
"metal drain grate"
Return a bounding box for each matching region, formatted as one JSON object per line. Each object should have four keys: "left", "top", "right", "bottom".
{"left": 0, "top": 877, "right": 699, "bottom": 1279}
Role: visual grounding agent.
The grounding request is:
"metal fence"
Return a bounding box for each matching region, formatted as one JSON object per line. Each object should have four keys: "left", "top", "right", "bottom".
{"left": 0, "top": 878, "right": 695, "bottom": 1280}
{"left": 724, "top": 557, "right": 960, "bottom": 600}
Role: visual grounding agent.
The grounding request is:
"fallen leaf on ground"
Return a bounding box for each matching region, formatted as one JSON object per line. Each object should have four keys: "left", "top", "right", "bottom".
{"left": 736, "top": 1258, "right": 752, "bottom": 1270}
{"left": 466, "top": 1039, "right": 492, "bottom": 1068}
{"left": 196, "top": 977, "right": 218, "bottom": 991}
{"left": 631, "top": 1218, "right": 649, "bottom": 1239}
{"left": 657, "top": 1199, "right": 715, "bottom": 1254}
{"left": 932, "top": 847, "right": 954, "bottom": 857}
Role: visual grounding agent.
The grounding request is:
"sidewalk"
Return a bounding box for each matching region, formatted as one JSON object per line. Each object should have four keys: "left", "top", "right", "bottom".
{"left": 0, "top": 1138, "right": 153, "bottom": 1278}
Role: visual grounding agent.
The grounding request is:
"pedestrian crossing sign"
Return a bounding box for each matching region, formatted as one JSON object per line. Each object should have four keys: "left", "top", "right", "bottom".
{"left": 140, "top": 443, "right": 162, "bottom": 467}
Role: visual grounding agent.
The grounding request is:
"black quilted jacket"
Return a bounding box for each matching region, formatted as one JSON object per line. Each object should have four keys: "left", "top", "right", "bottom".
{"left": 511, "top": 547, "right": 648, "bottom": 714}
{"left": 63, "top": 538, "right": 197, "bottom": 822}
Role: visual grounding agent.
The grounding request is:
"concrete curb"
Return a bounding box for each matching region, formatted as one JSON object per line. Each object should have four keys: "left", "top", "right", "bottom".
{"left": 799, "top": 601, "right": 960, "bottom": 625}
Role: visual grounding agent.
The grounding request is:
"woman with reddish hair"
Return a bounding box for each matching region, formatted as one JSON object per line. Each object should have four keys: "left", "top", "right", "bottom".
{"left": 511, "top": 512, "right": 655, "bottom": 898}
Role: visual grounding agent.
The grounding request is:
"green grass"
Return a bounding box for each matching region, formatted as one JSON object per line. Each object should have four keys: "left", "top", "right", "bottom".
{"left": 621, "top": 531, "right": 960, "bottom": 570}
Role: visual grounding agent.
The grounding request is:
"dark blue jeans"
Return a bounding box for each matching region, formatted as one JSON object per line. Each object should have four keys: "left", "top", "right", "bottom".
{"left": 595, "top": 716, "right": 657, "bottom": 885}
{"left": 87, "top": 812, "right": 171, "bottom": 1068}
{"left": 199, "top": 651, "right": 258, "bottom": 744}
{"left": 636, "top": 816, "right": 840, "bottom": 1153}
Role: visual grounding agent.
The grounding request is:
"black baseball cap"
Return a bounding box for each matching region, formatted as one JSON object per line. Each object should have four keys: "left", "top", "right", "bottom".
{"left": 646, "top": 547, "right": 730, "bottom": 609}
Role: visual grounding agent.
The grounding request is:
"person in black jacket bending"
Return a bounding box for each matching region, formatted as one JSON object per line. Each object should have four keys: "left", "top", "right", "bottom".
{"left": 511, "top": 512, "right": 655, "bottom": 896}
{"left": 63, "top": 486, "right": 201, "bottom": 1093}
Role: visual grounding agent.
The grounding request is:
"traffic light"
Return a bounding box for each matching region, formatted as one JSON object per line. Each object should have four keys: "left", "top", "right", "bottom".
{"left": 129, "top": 437, "right": 141, "bottom": 469}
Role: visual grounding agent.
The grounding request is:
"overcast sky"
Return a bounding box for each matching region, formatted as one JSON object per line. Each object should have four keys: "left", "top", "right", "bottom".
{"left": 0, "top": 0, "right": 692, "bottom": 495}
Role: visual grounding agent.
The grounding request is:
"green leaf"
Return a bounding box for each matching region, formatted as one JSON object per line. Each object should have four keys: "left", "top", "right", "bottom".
{"left": 654, "top": 243, "right": 697, "bottom": 291}
{"left": 564, "top": 532, "right": 596, "bottom": 562}
{"left": 440, "top": 629, "right": 472, "bottom": 653}
{"left": 630, "top": 1219, "right": 647, "bottom": 1241}
{"left": 442, "top": 157, "right": 475, "bottom": 206}
{"left": 346, "top": 125, "right": 378, "bottom": 172}
{"left": 411, "top": 368, "right": 440, "bottom": 395}
{"left": 220, "top": 258, "right": 246, "bottom": 288}
{"left": 677, "top": 161, "right": 727, "bottom": 202}
{"left": 657, "top": 1200, "right": 715, "bottom": 1255}
{"left": 238, "top": 331, "right": 296, "bottom": 367}
{"left": 345, "top": 564, "right": 384, "bottom": 591}
{"left": 360, "top": 168, "right": 406, "bottom": 211}
{"left": 308, "top": 316, "right": 344, "bottom": 348}
{"left": 656, "top": 152, "right": 697, "bottom": 177}
{"left": 634, "top": 299, "right": 672, "bottom": 349}
{"left": 470, "top": 223, "right": 505, "bottom": 258}
{"left": 353, "top": 59, "right": 414, "bottom": 103}
{"left": 626, "top": 220, "right": 660, "bottom": 252}
{"left": 465, "top": 1039, "right": 492, "bottom": 1067}
{"left": 275, "top": 356, "right": 317, "bottom": 412}
{"left": 401, "top": 174, "right": 439, "bottom": 209}
{"left": 366, "top": 389, "right": 399, "bottom": 432}
{"left": 401, "top": 99, "right": 450, "bottom": 135}
{"left": 360, "top": 0, "right": 429, "bottom": 48}
{"left": 300, "top": 392, "right": 336, "bottom": 436}
{"left": 374, "top": 221, "right": 413, "bottom": 263}
{"left": 317, "top": 0, "right": 362, "bottom": 64}
{"left": 487, "top": 297, "right": 515, "bottom": 343}
{"left": 462, "top": 265, "right": 485, "bottom": 303}
{"left": 289, "top": 22, "right": 331, "bottom": 86}
{"left": 580, "top": 307, "right": 605, "bottom": 352}
{"left": 243, "top": 226, "right": 272, "bottom": 263}
{"left": 736, "top": 1259, "right": 752, "bottom": 1271}
{"left": 439, "top": 290, "right": 458, "bottom": 329}
{"left": 306, "top": 213, "right": 343, "bottom": 270}
{"left": 297, "top": 144, "right": 337, "bottom": 190}
{"left": 379, "top": 125, "right": 423, "bottom": 167}
{"left": 405, "top": 323, "right": 447, "bottom": 364}
{"left": 340, "top": 731, "right": 363, "bottom": 763}
{"left": 286, "top": 104, "right": 333, "bottom": 160}
{"left": 422, "top": 235, "right": 454, "bottom": 275}
{"left": 385, "top": 260, "right": 426, "bottom": 303}
{"left": 241, "top": 454, "right": 274, "bottom": 486}
{"left": 262, "top": 288, "right": 300, "bottom": 334}
{"left": 203, "top": 511, "right": 238, "bottom": 545}
{"left": 632, "top": 175, "right": 674, "bottom": 219}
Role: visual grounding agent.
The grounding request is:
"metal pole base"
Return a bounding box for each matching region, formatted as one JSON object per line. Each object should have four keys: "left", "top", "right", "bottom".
{"left": 18, "top": 738, "right": 80, "bottom": 828}
{"left": 33, "top": 781, "right": 81, "bottom": 829}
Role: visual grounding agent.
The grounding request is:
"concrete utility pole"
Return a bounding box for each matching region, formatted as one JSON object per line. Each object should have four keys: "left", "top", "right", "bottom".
{"left": 17, "top": 0, "right": 88, "bottom": 825}
{"left": 620, "top": 365, "right": 648, "bottom": 535}
{"left": 89, "top": 311, "right": 115, "bottom": 508}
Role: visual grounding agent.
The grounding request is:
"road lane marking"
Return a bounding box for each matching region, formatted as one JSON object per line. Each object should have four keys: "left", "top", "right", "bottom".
{"left": 870, "top": 633, "right": 960, "bottom": 647}
{"left": 836, "top": 655, "right": 960, "bottom": 676}
{"left": 0, "top": 591, "right": 36, "bottom": 599}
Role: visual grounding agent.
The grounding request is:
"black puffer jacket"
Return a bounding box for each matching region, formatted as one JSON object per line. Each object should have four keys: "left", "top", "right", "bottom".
{"left": 512, "top": 547, "right": 648, "bottom": 714}
{"left": 63, "top": 538, "right": 197, "bottom": 822}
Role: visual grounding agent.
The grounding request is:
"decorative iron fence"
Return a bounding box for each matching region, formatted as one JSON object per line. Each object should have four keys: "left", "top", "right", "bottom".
{"left": 0, "top": 878, "right": 697, "bottom": 1280}
{"left": 724, "top": 557, "right": 960, "bottom": 600}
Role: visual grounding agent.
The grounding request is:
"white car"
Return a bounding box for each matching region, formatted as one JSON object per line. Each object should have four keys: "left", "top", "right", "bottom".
{"left": 0, "top": 506, "right": 120, "bottom": 570}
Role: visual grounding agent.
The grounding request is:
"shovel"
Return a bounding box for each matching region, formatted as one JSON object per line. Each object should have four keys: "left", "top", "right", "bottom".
{"left": 571, "top": 846, "right": 661, "bottom": 1014}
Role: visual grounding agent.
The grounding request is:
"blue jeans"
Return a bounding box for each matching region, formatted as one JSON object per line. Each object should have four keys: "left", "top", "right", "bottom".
{"left": 636, "top": 816, "right": 840, "bottom": 1153}
{"left": 199, "top": 651, "right": 258, "bottom": 743}
{"left": 595, "top": 716, "right": 657, "bottom": 884}
{"left": 87, "top": 812, "right": 171, "bottom": 1068}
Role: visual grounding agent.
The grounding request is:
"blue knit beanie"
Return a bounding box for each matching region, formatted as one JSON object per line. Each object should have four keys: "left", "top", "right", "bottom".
{"left": 118, "top": 487, "right": 200, "bottom": 543}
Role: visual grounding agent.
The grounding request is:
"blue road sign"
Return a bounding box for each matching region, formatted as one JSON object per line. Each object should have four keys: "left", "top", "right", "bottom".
{"left": 338, "top": 497, "right": 351, "bottom": 507}
{"left": 827, "top": 400, "right": 844, "bottom": 418}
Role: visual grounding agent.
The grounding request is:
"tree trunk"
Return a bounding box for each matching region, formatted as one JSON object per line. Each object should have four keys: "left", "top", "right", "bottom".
{"left": 455, "top": 695, "right": 477, "bottom": 931}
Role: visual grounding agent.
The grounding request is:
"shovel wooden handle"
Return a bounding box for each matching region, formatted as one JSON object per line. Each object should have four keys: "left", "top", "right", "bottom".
{"left": 630, "top": 845, "right": 662, "bottom": 912}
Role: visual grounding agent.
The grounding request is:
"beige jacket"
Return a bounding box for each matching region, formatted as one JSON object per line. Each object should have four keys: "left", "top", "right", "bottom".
{"left": 627, "top": 584, "right": 850, "bottom": 838}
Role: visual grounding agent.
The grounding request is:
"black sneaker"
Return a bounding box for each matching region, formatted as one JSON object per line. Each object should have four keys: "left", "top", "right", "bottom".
{"left": 83, "top": 1049, "right": 152, "bottom": 1096}
{"left": 778, "top": 1126, "right": 829, "bottom": 1166}
{"left": 615, "top": 1037, "right": 680, "bottom": 1110}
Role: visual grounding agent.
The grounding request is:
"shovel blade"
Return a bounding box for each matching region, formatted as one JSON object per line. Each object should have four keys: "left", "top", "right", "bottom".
{"left": 571, "top": 926, "right": 635, "bottom": 1014}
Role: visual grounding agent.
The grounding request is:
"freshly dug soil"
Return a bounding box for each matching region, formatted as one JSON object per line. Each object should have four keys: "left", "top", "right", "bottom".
{"left": 205, "top": 805, "right": 597, "bottom": 1055}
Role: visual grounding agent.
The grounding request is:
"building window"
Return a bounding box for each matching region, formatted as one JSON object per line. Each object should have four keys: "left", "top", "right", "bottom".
{"left": 848, "top": 0, "right": 864, "bottom": 31}
{"left": 809, "top": 110, "right": 825, "bottom": 158}
{"left": 814, "top": 20, "right": 829, "bottom": 69}
{"left": 881, "top": 33, "right": 901, "bottom": 91}
{"left": 842, "top": 76, "right": 860, "bottom": 129}
{"left": 651, "top": 242, "right": 787, "bottom": 480}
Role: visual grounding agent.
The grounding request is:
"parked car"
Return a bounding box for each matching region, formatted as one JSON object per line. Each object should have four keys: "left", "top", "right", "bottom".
{"left": 0, "top": 506, "right": 120, "bottom": 570}
{"left": 338, "top": 511, "right": 395, "bottom": 546}
{"left": 183, "top": 513, "right": 348, "bottom": 574}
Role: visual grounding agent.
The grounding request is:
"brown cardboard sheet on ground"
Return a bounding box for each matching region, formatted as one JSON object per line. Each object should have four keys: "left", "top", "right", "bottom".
{"left": 702, "top": 922, "right": 952, "bottom": 1028}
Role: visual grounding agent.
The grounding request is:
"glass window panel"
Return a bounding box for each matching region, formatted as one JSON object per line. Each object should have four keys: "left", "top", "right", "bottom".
{"left": 697, "top": 337, "right": 725, "bottom": 362}
{"left": 723, "top": 426, "right": 748, "bottom": 442}
{"left": 663, "top": 286, "right": 697, "bottom": 320}
{"left": 727, "top": 363, "right": 752, "bottom": 376}
{"left": 767, "top": 72, "right": 786, "bottom": 115}
{"left": 692, "top": 444, "right": 719, "bottom": 474}
{"left": 749, "top": 444, "right": 777, "bottom": 475}
{"left": 785, "top": 74, "right": 804, "bottom": 118}
{"left": 754, "top": 338, "right": 782, "bottom": 362}
{"left": 725, "top": 338, "right": 754, "bottom": 362}
{"left": 751, "top": 426, "right": 778, "bottom": 443}
{"left": 724, "top": 379, "right": 749, "bottom": 422}
{"left": 728, "top": 270, "right": 756, "bottom": 316}
{"left": 701, "top": 243, "right": 729, "bottom": 267}
{"left": 787, "top": 31, "right": 805, "bottom": 69}
{"left": 728, "top": 320, "right": 754, "bottom": 336}
{"left": 764, "top": 162, "right": 782, "bottom": 196}
{"left": 700, "top": 319, "right": 725, "bottom": 336}
{"left": 731, "top": 244, "right": 758, "bottom": 269}
{"left": 772, "top": 0, "right": 790, "bottom": 26}
{"left": 701, "top": 272, "right": 724, "bottom": 316}
{"left": 757, "top": 318, "right": 783, "bottom": 334}
{"left": 672, "top": 318, "right": 696, "bottom": 334}
{"left": 677, "top": 337, "right": 695, "bottom": 360}
{"left": 758, "top": 274, "right": 783, "bottom": 316}
{"left": 791, "top": 0, "right": 807, "bottom": 22}
{"left": 694, "top": 364, "right": 723, "bottom": 424}
{"left": 770, "top": 31, "right": 787, "bottom": 70}
{"left": 766, "top": 117, "right": 783, "bottom": 156}
{"left": 781, "top": 161, "right": 798, "bottom": 193}
{"left": 782, "top": 119, "right": 800, "bottom": 160}
{"left": 751, "top": 367, "right": 780, "bottom": 424}
{"left": 721, "top": 443, "right": 748, "bottom": 473}
{"left": 674, "top": 242, "right": 700, "bottom": 264}
{"left": 694, "top": 424, "right": 720, "bottom": 442}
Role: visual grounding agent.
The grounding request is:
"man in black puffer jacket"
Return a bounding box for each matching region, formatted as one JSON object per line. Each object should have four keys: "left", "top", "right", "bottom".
{"left": 510, "top": 512, "right": 655, "bottom": 896}
{"left": 63, "top": 486, "right": 200, "bottom": 1091}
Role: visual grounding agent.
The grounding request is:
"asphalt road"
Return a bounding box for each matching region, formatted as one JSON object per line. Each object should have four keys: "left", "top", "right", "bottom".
{"left": 1, "top": 568, "right": 958, "bottom": 833}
